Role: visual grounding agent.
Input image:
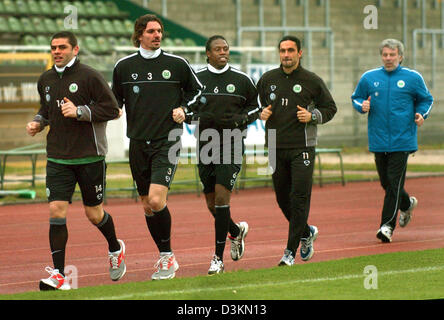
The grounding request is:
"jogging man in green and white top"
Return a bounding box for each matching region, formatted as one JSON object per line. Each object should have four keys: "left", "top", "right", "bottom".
{"left": 112, "top": 14, "right": 203, "bottom": 280}
{"left": 27, "top": 31, "right": 126, "bottom": 291}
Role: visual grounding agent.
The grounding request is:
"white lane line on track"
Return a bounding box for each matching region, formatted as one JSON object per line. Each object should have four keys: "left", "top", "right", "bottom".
{"left": 98, "top": 265, "right": 444, "bottom": 300}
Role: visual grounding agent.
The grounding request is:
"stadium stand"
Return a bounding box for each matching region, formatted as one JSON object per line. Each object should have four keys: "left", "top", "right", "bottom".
{"left": 0, "top": 0, "right": 204, "bottom": 55}
{"left": 0, "top": 0, "right": 443, "bottom": 192}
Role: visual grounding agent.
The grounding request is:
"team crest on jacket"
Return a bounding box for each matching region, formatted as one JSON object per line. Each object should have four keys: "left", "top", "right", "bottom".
{"left": 293, "top": 84, "right": 302, "bottom": 93}
{"left": 133, "top": 85, "right": 140, "bottom": 93}
{"left": 162, "top": 70, "right": 171, "bottom": 79}
{"left": 69, "top": 83, "right": 78, "bottom": 93}
{"left": 397, "top": 80, "right": 405, "bottom": 88}
{"left": 226, "top": 84, "right": 236, "bottom": 93}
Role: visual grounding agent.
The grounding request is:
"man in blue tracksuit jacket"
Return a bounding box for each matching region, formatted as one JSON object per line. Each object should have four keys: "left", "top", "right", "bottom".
{"left": 351, "top": 38, "right": 433, "bottom": 243}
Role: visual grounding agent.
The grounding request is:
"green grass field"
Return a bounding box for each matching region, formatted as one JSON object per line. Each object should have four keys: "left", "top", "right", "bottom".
{"left": 2, "top": 248, "right": 443, "bottom": 300}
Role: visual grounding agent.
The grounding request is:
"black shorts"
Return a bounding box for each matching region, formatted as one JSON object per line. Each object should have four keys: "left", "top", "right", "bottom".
{"left": 129, "top": 138, "right": 179, "bottom": 196}
{"left": 197, "top": 142, "right": 244, "bottom": 194}
{"left": 46, "top": 159, "right": 106, "bottom": 206}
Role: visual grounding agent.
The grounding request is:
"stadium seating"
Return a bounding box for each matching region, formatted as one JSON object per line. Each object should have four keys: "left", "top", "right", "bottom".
{"left": 112, "top": 19, "right": 126, "bottom": 36}
{"left": 7, "top": 16, "right": 22, "bottom": 33}
{"left": 81, "top": 35, "right": 99, "bottom": 53}
{"left": 15, "top": 0, "right": 30, "bottom": 15}
{"left": 78, "top": 18, "right": 93, "bottom": 35}
{"left": 71, "top": 1, "right": 86, "bottom": 16}
{"left": 54, "top": 18, "right": 66, "bottom": 31}
{"left": 94, "top": 1, "right": 109, "bottom": 16}
{"left": 43, "top": 17, "right": 57, "bottom": 32}
{"left": 22, "top": 34, "right": 37, "bottom": 45}
{"left": 118, "top": 36, "right": 132, "bottom": 47}
{"left": 36, "top": 34, "right": 49, "bottom": 45}
{"left": 32, "top": 16, "right": 47, "bottom": 33}
{"left": 0, "top": 0, "right": 198, "bottom": 55}
{"left": 20, "top": 17, "right": 34, "bottom": 34}
{"left": 90, "top": 18, "right": 104, "bottom": 34}
{"left": 38, "top": 0, "right": 52, "bottom": 16}
{"left": 102, "top": 18, "right": 117, "bottom": 35}
{"left": 27, "top": 0, "right": 42, "bottom": 15}
{"left": 104, "top": 1, "right": 122, "bottom": 18}
{"left": 0, "top": 16, "right": 9, "bottom": 32}
{"left": 48, "top": 0, "right": 64, "bottom": 15}
{"left": 2, "top": 0, "right": 17, "bottom": 15}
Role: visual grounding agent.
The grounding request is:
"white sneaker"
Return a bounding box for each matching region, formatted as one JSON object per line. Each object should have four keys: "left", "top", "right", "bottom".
{"left": 151, "top": 252, "right": 179, "bottom": 280}
{"left": 208, "top": 255, "right": 224, "bottom": 275}
{"left": 108, "top": 239, "right": 126, "bottom": 281}
{"left": 399, "top": 196, "right": 417, "bottom": 228}
{"left": 376, "top": 225, "right": 393, "bottom": 243}
{"left": 229, "top": 222, "right": 249, "bottom": 261}
{"left": 278, "top": 249, "right": 295, "bottom": 266}
{"left": 300, "top": 225, "right": 318, "bottom": 261}
{"left": 39, "top": 267, "right": 71, "bottom": 291}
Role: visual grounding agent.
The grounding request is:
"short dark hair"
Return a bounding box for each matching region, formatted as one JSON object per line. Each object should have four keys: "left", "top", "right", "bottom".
{"left": 131, "top": 14, "right": 164, "bottom": 47}
{"left": 205, "top": 35, "right": 227, "bottom": 52}
{"left": 51, "top": 31, "right": 78, "bottom": 48}
{"left": 278, "top": 35, "right": 302, "bottom": 51}
{"left": 205, "top": 35, "right": 228, "bottom": 63}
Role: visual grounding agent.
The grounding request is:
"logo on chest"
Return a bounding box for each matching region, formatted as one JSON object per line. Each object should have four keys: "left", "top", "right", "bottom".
{"left": 293, "top": 84, "right": 302, "bottom": 93}
{"left": 69, "top": 83, "right": 78, "bottom": 93}
{"left": 226, "top": 84, "right": 236, "bottom": 93}
{"left": 162, "top": 70, "right": 171, "bottom": 80}
{"left": 397, "top": 80, "right": 405, "bottom": 88}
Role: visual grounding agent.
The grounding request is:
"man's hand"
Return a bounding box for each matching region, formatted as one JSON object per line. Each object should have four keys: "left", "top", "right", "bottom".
{"left": 26, "top": 121, "right": 41, "bottom": 136}
{"left": 61, "top": 97, "right": 77, "bottom": 118}
{"left": 172, "top": 107, "right": 186, "bottom": 124}
{"left": 116, "top": 108, "right": 123, "bottom": 119}
{"left": 260, "top": 105, "right": 272, "bottom": 121}
{"left": 296, "top": 105, "right": 311, "bottom": 123}
{"left": 362, "top": 96, "right": 371, "bottom": 113}
{"left": 415, "top": 113, "right": 424, "bottom": 127}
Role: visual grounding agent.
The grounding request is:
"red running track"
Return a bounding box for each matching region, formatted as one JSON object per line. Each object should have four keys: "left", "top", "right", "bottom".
{"left": 1, "top": 177, "right": 443, "bottom": 295}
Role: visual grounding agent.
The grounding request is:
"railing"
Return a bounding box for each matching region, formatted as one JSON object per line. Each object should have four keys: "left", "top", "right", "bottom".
{"left": 391, "top": 0, "right": 444, "bottom": 49}
{"left": 412, "top": 28, "right": 444, "bottom": 89}
{"left": 236, "top": 26, "right": 335, "bottom": 89}
{"left": 234, "top": 0, "right": 334, "bottom": 88}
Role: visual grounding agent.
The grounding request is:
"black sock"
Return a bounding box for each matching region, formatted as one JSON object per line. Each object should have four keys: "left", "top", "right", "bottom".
{"left": 145, "top": 206, "right": 172, "bottom": 253}
{"left": 96, "top": 211, "right": 120, "bottom": 252}
{"left": 215, "top": 205, "right": 230, "bottom": 260}
{"left": 229, "top": 221, "right": 240, "bottom": 238}
{"left": 210, "top": 207, "right": 239, "bottom": 238}
{"left": 49, "top": 218, "right": 68, "bottom": 276}
{"left": 301, "top": 224, "right": 311, "bottom": 239}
